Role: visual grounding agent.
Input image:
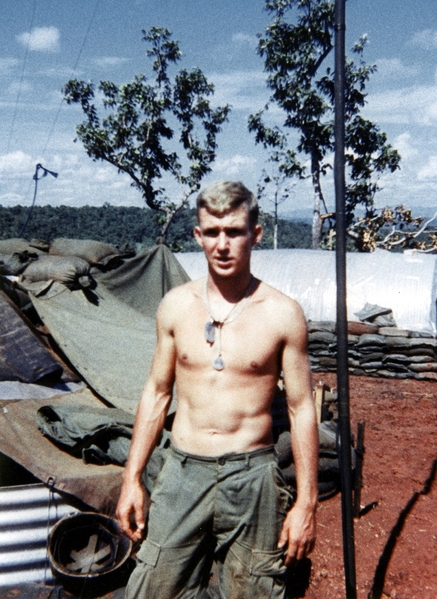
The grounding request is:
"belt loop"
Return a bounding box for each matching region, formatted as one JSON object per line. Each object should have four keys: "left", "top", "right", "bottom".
{"left": 245, "top": 454, "right": 250, "bottom": 470}
{"left": 181, "top": 454, "right": 187, "bottom": 466}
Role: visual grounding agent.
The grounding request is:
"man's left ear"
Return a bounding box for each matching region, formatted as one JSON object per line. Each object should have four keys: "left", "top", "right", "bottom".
{"left": 252, "top": 224, "right": 263, "bottom": 246}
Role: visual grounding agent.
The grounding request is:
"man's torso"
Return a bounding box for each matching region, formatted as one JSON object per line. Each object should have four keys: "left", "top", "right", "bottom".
{"left": 165, "top": 277, "right": 297, "bottom": 456}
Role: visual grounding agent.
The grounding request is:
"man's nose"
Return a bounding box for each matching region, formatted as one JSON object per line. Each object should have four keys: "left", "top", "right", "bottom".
{"left": 217, "top": 232, "right": 229, "bottom": 250}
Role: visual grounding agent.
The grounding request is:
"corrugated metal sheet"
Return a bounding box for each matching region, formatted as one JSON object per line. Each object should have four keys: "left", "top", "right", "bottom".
{"left": 176, "top": 249, "right": 437, "bottom": 335}
{"left": 0, "top": 483, "right": 78, "bottom": 587}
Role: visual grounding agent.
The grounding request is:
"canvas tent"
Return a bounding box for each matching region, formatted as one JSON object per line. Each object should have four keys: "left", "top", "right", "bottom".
{"left": 176, "top": 248, "right": 437, "bottom": 336}
{"left": 0, "top": 243, "right": 189, "bottom": 514}
{"left": 17, "top": 244, "right": 190, "bottom": 414}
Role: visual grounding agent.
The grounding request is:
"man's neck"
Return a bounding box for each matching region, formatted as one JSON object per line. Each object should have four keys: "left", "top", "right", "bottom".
{"left": 206, "top": 269, "right": 253, "bottom": 304}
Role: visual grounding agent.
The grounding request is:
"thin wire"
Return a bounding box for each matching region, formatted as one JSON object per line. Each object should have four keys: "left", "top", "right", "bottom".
{"left": 39, "top": 0, "right": 101, "bottom": 157}
{"left": 3, "top": 0, "right": 37, "bottom": 159}
{"left": 10, "top": 0, "right": 101, "bottom": 209}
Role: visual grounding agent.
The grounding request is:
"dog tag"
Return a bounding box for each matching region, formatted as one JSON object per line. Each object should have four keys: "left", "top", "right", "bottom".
{"left": 213, "top": 357, "right": 224, "bottom": 371}
{"left": 205, "top": 320, "right": 216, "bottom": 344}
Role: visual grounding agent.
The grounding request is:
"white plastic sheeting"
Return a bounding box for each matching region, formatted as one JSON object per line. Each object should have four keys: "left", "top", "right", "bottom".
{"left": 175, "top": 249, "right": 437, "bottom": 335}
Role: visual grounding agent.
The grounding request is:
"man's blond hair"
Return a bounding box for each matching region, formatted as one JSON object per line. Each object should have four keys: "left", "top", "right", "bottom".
{"left": 196, "top": 181, "right": 259, "bottom": 226}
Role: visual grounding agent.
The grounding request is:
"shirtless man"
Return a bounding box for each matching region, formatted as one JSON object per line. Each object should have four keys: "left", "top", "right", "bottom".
{"left": 116, "top": 181, "right": 318, "bottom": 599}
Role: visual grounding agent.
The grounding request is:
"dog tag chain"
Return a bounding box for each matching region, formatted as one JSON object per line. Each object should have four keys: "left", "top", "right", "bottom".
{"left": 203, "top": 276, "right": 255, "bottom": 371}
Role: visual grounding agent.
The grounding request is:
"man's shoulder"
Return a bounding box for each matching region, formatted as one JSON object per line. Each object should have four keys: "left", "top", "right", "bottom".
{"left": 156, "top": 279, "right": 203, "bottom": 331}
{"left": 257, "top": 280, "right": 305, "bottom": 318}
{"left": 160, "top": 278, "right": 203, "bottom": 311}
{"left": 255, "top": 280, "right": 308, "bottom": 342}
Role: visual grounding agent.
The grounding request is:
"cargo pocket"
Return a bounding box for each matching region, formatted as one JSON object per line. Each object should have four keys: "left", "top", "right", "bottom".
{"left": 251, "top": 547, "right": 287, "bottom": 578}
{"left": 136, "top": 538, "right": 160, "bottom": 567}
{"left": 130, "top": 539, "right": 210, "bottom": 599}
{"left": 223, "top": 541, "right": 287, "bottom": 599}
{"left": 125, "top": 539, "right": 162, "bottom": 599}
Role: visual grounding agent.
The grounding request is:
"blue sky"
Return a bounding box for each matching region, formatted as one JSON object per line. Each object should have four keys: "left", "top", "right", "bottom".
{"left": 1, "top": 0, "right": 437, "bottom": 218}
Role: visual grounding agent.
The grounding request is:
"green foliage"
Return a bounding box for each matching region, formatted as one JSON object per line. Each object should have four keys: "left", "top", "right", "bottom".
{"left": 250, "top": 0, "right": 401, "bottom": 250}
{"left": 63, "top": 27, "right": 230, "bottom": 239}
{"left": 258, "top": 211, "right": 312, "bottom": 249}
{"left": 0, "top": 204, "right": 159, "bottom": 247}
{"left": 0, "top": 205, "right": 311, "bottom": 251}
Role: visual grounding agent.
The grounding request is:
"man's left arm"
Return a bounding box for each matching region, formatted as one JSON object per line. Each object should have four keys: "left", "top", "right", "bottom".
{"left": 278, "top": 300, "right": 319, "bottom": 566}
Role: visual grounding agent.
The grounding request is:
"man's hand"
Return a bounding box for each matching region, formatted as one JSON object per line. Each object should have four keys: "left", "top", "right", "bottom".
{"left": 277, "top": 503, "right": 317, "bottom": 566}
{"left": 116, "top": 479, "right": 148, "bottom": 543}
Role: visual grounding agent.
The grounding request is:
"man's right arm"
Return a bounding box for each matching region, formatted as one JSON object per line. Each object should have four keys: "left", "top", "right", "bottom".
{"left": 116, "top": 293, "right": 177, "bottom": 542}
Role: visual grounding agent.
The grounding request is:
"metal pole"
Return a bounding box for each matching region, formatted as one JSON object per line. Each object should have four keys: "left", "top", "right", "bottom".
{"left": 334, "top": 0, "right": 357, "bottom": 597}
{"left": 18, "top": 163, "right": 58, "bottom": 238}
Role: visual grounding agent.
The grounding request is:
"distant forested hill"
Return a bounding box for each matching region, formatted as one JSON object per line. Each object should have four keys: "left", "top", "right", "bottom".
{"left": 0, "top": 205, "right": 311, "bottom": 251}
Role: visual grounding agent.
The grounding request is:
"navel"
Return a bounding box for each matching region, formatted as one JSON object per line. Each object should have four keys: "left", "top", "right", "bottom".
{"left": 250, "top": 360, "right": 260, "bottom": 370}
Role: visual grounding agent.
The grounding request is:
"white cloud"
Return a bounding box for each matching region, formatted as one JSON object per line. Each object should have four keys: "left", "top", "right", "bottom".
{"left": 417, "top": 156, "right": 437, "bottom": 181}
{"left": 0, "top": 150, "right": 34, "bottom": 175}
{"left": 374, "top": 58, "right": 419, "bottom": 80}
{"left": 0, "top": 57, "right": 19, "bottom": 74}
{"left": 7, "top": 80, "right": 33, "bottom": 95}
{"left": 210, "top": 70, "right": 268, "bottom": 111}
{"left": 16, "top": 26, "right": 60, "bottom": 52}
{"left": 37, "top": 66, "right": 82, "bottom": 79}
{"left": 232, "top": 33, "right": 258, "bottom": 48}
{"left": 0, "top": 148, "right": 143, "bottom": 208}
{"left": 392, "top": 132, "right": 418, "bottom": 160}
{"left": 92, "top": 57, "right": 130, "bottom": 69}
{"left": 213, "top": 154, "right": 256, "bottom": 176}
{"left": 364, "top": 85, "right": 437, "bottom": 126}
{"left": 408, "top": 29, "right": 437, "bottom": 50}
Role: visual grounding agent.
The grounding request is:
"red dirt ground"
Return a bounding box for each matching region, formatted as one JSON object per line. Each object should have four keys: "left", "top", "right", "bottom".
{"left": 297, "top": 373, "right": 437, "bottom": 599}
{"left": 2, "top": 374, "right": 433, "bottom": 599}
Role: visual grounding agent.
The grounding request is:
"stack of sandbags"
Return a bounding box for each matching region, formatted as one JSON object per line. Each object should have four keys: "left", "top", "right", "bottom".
{"left": 22, "top": 255, "right": 91, "bottom": 288}
{"left": 10, "top": 238, "right": 135, "bottom": 289}
{"left": 308, "top": 321, "right": 437, "bottom": 381}
{"left": 48, "top": 238, "right": 134, "bottom": 268}
{"left": 0, "top": 238, "right": 47, "bottom": 275}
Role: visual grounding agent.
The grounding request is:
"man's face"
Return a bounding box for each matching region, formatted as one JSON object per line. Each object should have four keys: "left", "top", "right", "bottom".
{"left": 194, "top": 205, "right": 262, "bottom": 278}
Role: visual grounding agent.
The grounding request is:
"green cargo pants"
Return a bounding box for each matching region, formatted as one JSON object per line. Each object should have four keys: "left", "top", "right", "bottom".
{"left": 125, "top": 445, "right": 293, "bottom": 599}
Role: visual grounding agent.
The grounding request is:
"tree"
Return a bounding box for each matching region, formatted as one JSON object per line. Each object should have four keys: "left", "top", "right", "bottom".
{"left": 249, "top": 0, "right": 401, "bottom": 249}
{"left": 63, "top": 27, "right": 230, "bottom": 241}
{"left": 256, "top": 153, "right": 295, "bottom": 249}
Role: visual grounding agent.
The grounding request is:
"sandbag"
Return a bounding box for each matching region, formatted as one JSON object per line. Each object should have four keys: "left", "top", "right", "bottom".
{"left": 0, "top": 238, "right": 46, "bottom": 255}
{"left": 0, "top": 250, "right": 41, "bottom": 275}
{"left": 22, "top": 255, "right": 91, "bottom": 287}
{"left": 49, "top": 238, "right": 134, "bottom": 266}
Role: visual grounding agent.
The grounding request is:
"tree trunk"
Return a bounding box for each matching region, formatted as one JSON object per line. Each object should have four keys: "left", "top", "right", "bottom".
{"left": 158, "top": 196, "right": 191, "bottom": 241}
{"left": 311, "top": 151, "right": 323, "bottom": 249}
{"left": 159, "top": 212, "right": 173, "bottom": 241}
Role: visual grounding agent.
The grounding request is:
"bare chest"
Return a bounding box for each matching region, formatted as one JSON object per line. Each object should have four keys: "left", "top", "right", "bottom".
{"left": 174, "top": 303, "right": 283, "bottom": 375}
